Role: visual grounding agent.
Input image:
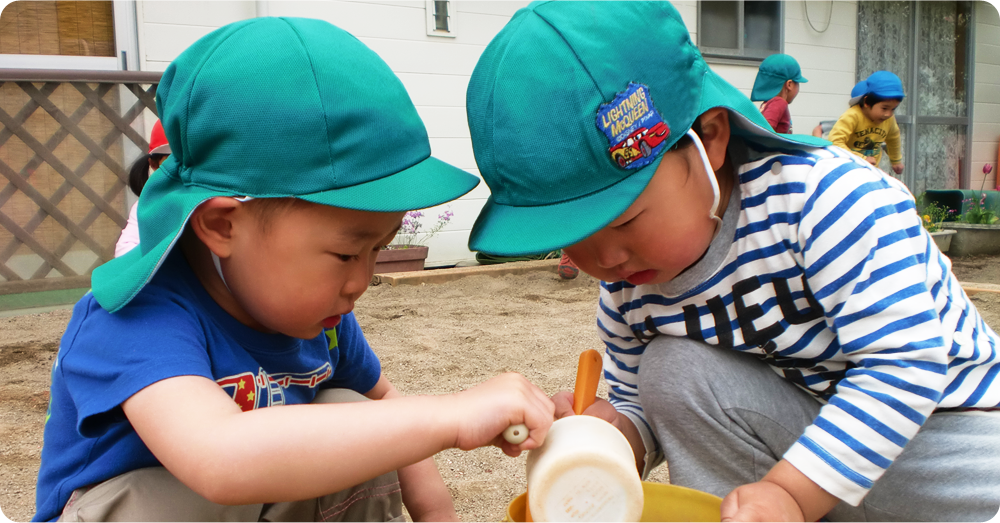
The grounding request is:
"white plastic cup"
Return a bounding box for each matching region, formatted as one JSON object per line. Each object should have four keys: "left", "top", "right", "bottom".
{"left": 525, "top": 415, "right": 644, "bottom": 522}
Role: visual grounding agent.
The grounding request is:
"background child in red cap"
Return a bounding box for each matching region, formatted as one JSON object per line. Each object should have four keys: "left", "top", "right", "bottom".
{"left": 115, "top": 119, "right": 170, "bottom": 257}
{"left": 750, "top": 54, "right": 808, "bottom": 134}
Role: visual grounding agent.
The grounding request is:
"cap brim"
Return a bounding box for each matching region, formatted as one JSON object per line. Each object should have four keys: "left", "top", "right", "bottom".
{"left": 469, "top": 156, "right": 663, "bottom": 256}
{"left": 468, "top": 70, "right": 828, "bottom": 257}
{"left": 300, "top": 156, "right": 479, "bottom": 212}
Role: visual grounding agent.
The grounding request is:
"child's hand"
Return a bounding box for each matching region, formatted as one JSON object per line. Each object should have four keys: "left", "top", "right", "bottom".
{"left": 892, "top": 162, "right": 904, "bottom": 174}
{"left": 866, "top": 156, "right": 878, "bottom": 165}
{"left": 720, "top": 480, "right": 803, "bottom": 522}
{"left": 448, "top": 373, "right": 554, "bottom": 456}
{"left": 552, "top": 391, "right": 618, "bottom": 424}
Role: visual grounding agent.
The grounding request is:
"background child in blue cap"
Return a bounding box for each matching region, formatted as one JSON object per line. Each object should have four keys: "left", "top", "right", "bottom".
{"left": 466, "top": 2, "right": 999, "bottom": 521}
{"left": 750, "top": 54, "right": 807, "bottom": 134}
{"left": 829, "top": 71, "right": 905, "bottom": 175}
{"left": 33, "top": 17, "right": 555, "bottom": 522}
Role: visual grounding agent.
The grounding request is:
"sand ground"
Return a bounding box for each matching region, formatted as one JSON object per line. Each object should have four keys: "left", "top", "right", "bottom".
{"left": 2, "top": 256, "right": 999, "bottom": 522}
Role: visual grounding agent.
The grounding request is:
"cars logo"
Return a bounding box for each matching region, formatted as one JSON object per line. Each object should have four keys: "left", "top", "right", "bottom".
{"left": 596, "top": 82, "right": 671, "bottom": 170}
{"left": 609, "top": 121, "right": 670, "bottom": 168}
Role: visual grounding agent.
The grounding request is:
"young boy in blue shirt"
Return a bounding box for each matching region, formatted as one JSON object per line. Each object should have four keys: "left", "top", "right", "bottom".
{"left": 466, "top": 3, "right": 999, "bottom": 521}
{"left": 34, "top": 17, "right": 554, "bottom": 522}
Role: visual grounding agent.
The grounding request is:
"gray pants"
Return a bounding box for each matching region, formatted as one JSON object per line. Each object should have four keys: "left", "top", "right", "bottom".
{"left": 59, "top": 389, "right": 404, "bottom": 522}
{"left": 638, "top": 336, "right": 1000, "bottom": 522}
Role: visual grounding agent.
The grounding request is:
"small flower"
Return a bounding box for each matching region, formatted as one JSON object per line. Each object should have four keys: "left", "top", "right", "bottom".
{"left": 984, "top": 163, "right": 994, "bottom": 175}
{"left": 390, "top": 206, "right": 454, "bottom": 247}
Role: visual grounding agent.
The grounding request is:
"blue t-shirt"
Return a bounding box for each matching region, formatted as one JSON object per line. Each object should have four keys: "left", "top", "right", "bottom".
{"left": 33, "top": 248, "right": 382, "bottom": 521}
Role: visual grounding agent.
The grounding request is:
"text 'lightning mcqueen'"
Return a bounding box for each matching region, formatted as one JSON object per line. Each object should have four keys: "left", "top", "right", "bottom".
{"left": 609, "top": 121, "right": 669, "bottom": 168}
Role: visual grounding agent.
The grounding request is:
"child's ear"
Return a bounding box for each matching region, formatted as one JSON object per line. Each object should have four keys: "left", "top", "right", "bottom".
{"left": 188, "top": 197, "right": 242, "bottom": 258}
{"left": 697, "top": 107, "right": 731, "bottom": 171}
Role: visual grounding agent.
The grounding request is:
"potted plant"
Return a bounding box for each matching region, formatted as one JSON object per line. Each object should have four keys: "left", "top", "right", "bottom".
{"left": 918, "top": 200, "right": 957, "bottom": 253}
{"left": 375, "top": 208, "right": 454, "bottom": 273}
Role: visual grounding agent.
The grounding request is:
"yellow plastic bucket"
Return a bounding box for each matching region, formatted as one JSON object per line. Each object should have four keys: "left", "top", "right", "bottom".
{"left": 503, "top": 482, "right": 722, "bottom": 522}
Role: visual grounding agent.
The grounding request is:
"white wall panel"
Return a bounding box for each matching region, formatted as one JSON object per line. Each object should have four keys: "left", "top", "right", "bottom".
{"left": 398, "top": 73, "right": 468, "bottom": 107}
{"left": 143, "top": 23, "right": 217, "bottom": 62}
{"left": 267, "top": 1, "right": 426, "bottom": 40}
{"left": 785, "top": 0, "right": 858, "bottom": 27}
{"left": 976, "top": 82, "right": 1000, "bottom": 106}
{"left": 415, "top": 107, "right": 470, "bottom": 138}
{"left": 428, "top": 138, "right": 477, "bottom": 170}
{"left": 141, "top": 1, "right": 253, "bottom": 27}
{"left": 973, "top": 1, "right": 1000, "bottom": 188}
{"left": 357, "top": 37, "right": 484, "bottom": 75}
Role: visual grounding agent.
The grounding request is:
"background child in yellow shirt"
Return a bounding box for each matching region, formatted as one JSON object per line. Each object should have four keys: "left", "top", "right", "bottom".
{"left": 829, "top": 71, "right": 905, "bottom": 175}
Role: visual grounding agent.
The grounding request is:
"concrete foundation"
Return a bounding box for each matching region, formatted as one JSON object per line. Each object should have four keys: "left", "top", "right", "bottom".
{"left": 946, "top": 223, "right": 1000, "bottom": 256}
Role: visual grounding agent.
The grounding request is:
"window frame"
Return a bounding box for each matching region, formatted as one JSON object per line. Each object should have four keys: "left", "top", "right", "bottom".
{"left": 425, "top": 0, "right": 457, "bottom": 39}
{"left": 697, "top": 0, "right": 785, "bottom": 63}
{"left": 0, "top": 0, "right": 138, "bottom": 71}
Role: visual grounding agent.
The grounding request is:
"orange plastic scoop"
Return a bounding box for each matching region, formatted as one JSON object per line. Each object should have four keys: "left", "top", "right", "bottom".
{"left": 573, "top": 349, "right": 602, "bottom": 415}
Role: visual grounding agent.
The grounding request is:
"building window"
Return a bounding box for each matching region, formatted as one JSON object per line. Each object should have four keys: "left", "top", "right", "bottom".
{"left": 426, "top": 1, "right": 456, "bottom": 38}
{"left": 0, "top": 1, "right": 115, "bottom": 57}
{"left": 698, "top": 1, "right": 782, "bottom": 60}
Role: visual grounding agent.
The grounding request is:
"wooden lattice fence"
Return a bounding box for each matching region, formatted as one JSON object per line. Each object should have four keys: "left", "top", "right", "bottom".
{"left": 0, "top": 69, "right": 160, "bottom": 295}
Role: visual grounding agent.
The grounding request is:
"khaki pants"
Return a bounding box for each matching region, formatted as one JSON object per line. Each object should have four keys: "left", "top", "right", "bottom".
{"left": 59, "top": 389, "right": 404, "bottom": 522}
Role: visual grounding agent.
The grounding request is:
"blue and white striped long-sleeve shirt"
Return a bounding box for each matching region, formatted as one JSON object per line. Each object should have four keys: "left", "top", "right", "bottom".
{"left": 599, "top": 140, "right": 1000, "bottom": 505}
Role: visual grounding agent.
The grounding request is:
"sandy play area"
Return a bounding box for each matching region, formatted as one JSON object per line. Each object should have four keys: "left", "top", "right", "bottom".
{"left": 2, "top": 256, "right": 1000, "bottom": 522}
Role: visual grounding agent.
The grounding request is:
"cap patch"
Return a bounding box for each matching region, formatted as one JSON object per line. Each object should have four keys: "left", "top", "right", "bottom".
{"left": 597, "top": 83, "right": 670, "bottom": 169}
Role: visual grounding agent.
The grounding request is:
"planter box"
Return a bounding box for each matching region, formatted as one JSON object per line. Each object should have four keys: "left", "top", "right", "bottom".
{"left": 375, "top": 246, "right": 428, "bottom": 273}
{"left": 924, "top": 189, "right": 1000, "bottom": 217}
{"left": 944, "top": 223, "right": 1000, "bottom": 256}
{"left": 930, "top": 229, "right": 957, "bottom": 253}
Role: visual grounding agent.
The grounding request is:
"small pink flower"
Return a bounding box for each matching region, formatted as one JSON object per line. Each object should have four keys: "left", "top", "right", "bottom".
{"left": 985, "top": 163, "right": 994, "bottom": 175}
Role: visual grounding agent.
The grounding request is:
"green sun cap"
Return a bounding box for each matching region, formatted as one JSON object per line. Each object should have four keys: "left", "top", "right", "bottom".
{"left": 750, "top": 53, "right": 809, "bottom": 102}
{"left": 466, "top": 1, "right": 825, "bottom": 257}
{"left": 92, "top": 17, "right": 479, "bottom": 313}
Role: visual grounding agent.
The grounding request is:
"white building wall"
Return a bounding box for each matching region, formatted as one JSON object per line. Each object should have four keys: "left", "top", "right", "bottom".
{"left": 135, "top": 0, "right": 529, "bottom": 266}
{"left": 972, "top": 0, "right": 1000, "bottom": 189}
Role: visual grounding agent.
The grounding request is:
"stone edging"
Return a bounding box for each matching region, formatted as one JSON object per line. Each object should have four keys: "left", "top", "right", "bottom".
{"left": 371, "top": 258, "right": 559, "bottom": 286}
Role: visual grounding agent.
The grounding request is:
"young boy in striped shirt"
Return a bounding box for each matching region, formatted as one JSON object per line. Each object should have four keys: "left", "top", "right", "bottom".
{"left": 465, "top": 2, "right": 999, "bottom": 521}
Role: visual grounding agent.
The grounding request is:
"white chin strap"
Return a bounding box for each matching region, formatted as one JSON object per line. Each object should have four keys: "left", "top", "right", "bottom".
{"left": 686, "top": 129, "right": 723, "bottom": 238}
{"left": 210, "top": 196, "right": 254, "bottom": 292}
{"left": 211, "top": 252, "right": 231, "bottom": 292}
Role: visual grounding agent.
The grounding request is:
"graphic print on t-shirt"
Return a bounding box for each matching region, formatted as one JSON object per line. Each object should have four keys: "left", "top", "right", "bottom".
{"left": 217, "top": 363, "right": 334, "bottom": 411}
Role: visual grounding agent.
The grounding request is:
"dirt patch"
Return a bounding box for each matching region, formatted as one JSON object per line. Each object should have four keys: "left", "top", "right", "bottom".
{"left": 950, "top": 253, "right": 1000, "bottom": 286}
{"left": 0, "top": 310, "right": 68, "bottom": 523}
{"left": 2, "top": 254, "right": 999, "bottom": 522}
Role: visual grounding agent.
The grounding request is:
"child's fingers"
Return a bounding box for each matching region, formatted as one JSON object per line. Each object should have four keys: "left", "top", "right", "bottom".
{"left": 552, "top": 391, "right": 575, "bottom": 419}
{"left": 719, "top": 490, "right": 741, "bottom": 522}
{"left": 500, "top": 377, "right": 554, "bottom": 453}
{"left": 581, "top": 398, "right": 619, "bottom": 425}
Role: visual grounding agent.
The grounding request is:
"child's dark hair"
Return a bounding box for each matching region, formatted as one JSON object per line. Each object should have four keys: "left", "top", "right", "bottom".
{"left": 127, "top": 153, "right": 168, "bottom": 197}
{"left": 861, "top": 93, "right": 902, "bottom": 108}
